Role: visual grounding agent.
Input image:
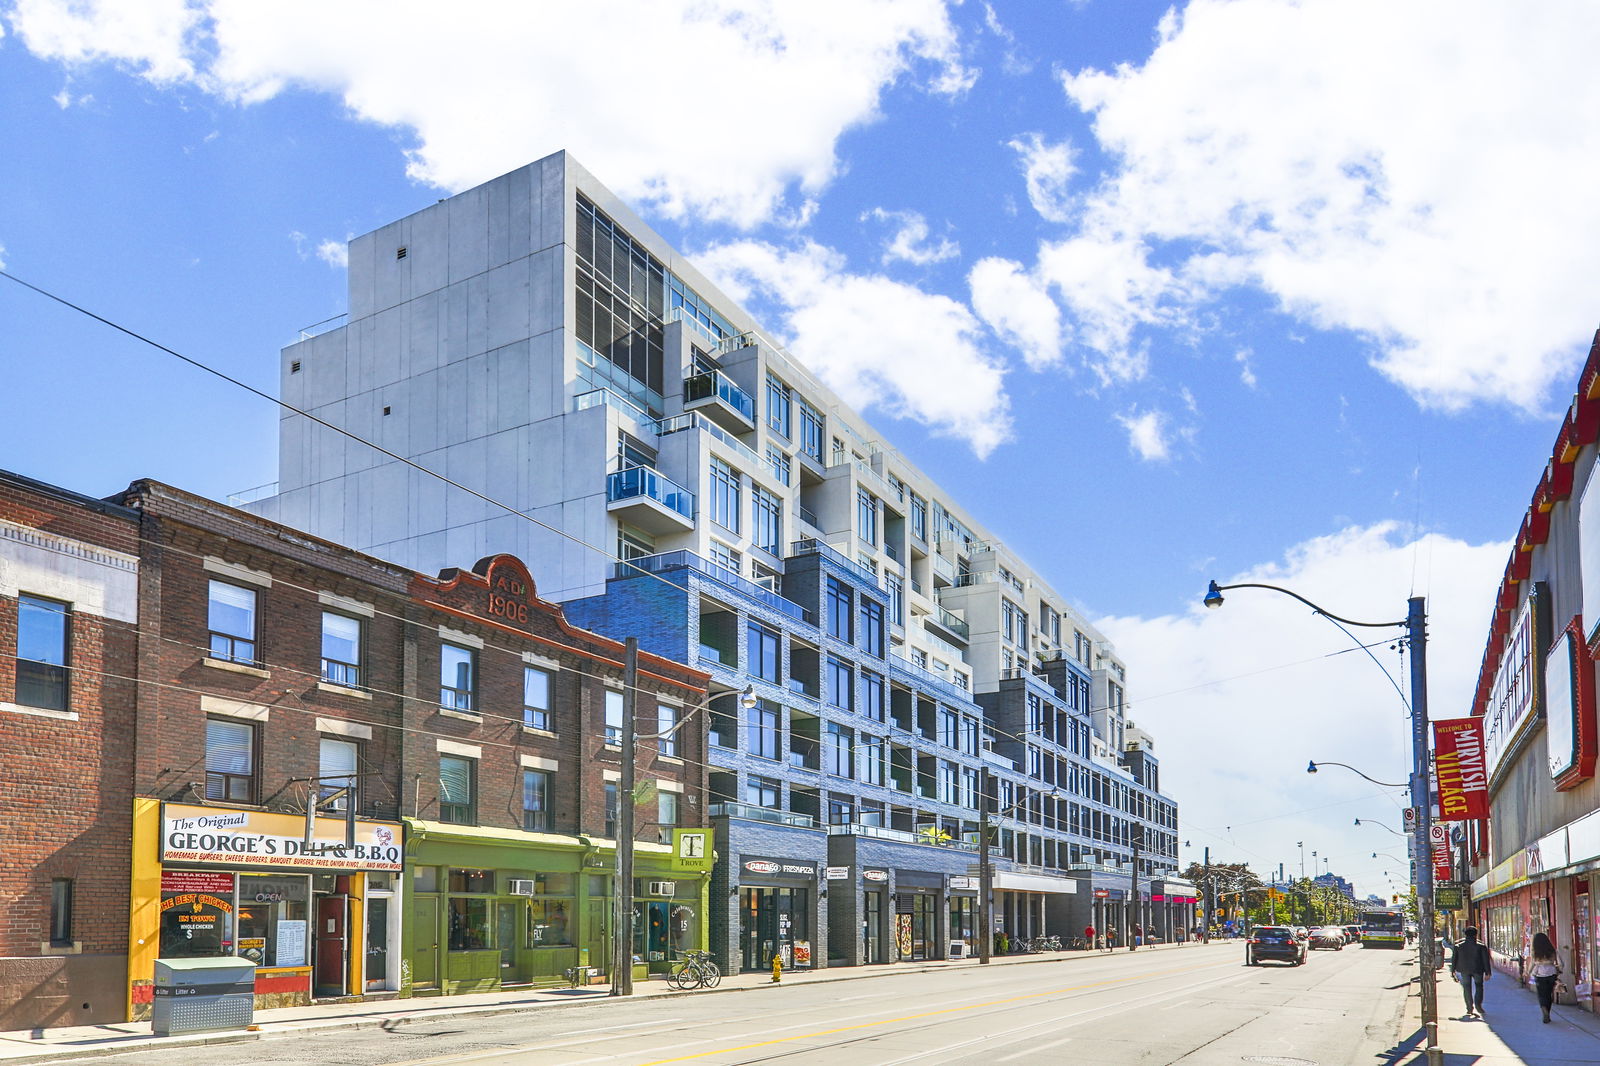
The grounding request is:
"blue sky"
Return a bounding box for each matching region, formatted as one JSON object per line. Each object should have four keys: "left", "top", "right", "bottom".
{"left": 4, "top": 0, "right": 1596, "bottom": 900}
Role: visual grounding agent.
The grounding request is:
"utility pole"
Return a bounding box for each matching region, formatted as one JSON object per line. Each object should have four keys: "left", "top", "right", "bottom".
{"left": 1202, "top": 846, "right": 1211, "bottom": 943}
{"left": 1406, "top": 597, "right": 1441, "bottom": 1066}
{"left": 612, "top": 638, "right": 639, "bottom": 996}
{"left": 979, "top": 769, "right": 993, "bottom": 964}
{"left": 1127, "top": 828, "right": 1141, "bottom": 949}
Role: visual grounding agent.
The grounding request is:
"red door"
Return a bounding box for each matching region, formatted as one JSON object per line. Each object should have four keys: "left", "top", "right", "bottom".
{"left": 315, "top": 896, "right": 347, "bottom": 995}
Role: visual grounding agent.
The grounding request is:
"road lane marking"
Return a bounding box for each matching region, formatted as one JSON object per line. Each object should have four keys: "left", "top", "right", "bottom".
{"left": 632, "top": 960, "right": 1239, "bottom": 1065}
{"left": 377, "top": 1019, "right": 680, "bottom": 1066}
{"left": 996, "top": 1034, "right": 1072, "bottom": 1061}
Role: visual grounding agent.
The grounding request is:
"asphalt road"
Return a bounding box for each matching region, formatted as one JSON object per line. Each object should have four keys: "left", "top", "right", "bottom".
{"left": 48, "top": 944, "right": 1417, "bottom": 1065}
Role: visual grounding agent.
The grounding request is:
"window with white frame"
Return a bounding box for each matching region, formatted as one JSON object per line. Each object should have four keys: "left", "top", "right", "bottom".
{"left": 765, "top": 446, "right": 791, "bottom": 486}
{"left": 856, "top": 489, "right": 878, "bottom": 545}
{"left": 208, "top": 580, "right": 258, "bottom": 665}
{"left": 798, "top": 398, "right": 824, "bottom": 461}
{"left": 320, "top": 612, "right": 361, "bottom": 687}
{"left": 605, "top": 690, "right": 624, "bottom": 745}
{"left": 751, "top": 486, "right": 782, "bottom": 555}
{"left": 440, "top": 643, "right": 476, "bottom": 711}
{"left": 766, "top": 373, "right": 791, "bottom": 437}
{"left": 439, "top": 755, "right": 476, "bottom": 823}
{"left": 709, "top": 458, "right": 741, "bottom": 533}
{"left": 523, "top": 769, "right": 551, "bottom": 831}
{"left": 318, "top": 736, "right": 359, "bottom": 811}
{"left": 657, "top": 703, "right": 679, "bottom": 757}
{"left": 524, "top": 665, "right": 554, "bottom": 731}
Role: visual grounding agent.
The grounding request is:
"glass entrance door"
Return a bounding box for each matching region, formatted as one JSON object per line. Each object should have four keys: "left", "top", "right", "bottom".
{"left": 864, "top": 891, "right": 883, "bottom": 964}
{"left": 740, "top": 887, "right": 810, "bottom": 971}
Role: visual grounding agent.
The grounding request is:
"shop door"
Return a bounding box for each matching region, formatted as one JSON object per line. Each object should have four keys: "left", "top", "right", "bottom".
{"left": 315, "top": 895, "right": 347, "bottom": 995}
{"left": 587, "top": 899, "right": 610, "bottom": 975}
{"left": 412, "top": 896, "right": 439, "bottom": 988}
{"left": 644, "top": 901, "right": 670, "bottom": 961}
{"left": 1575, "top": 884, "right": 1592, "bottom": 1000}
{"left": 741, "top": 887, "right": 773, "bottom": 972}
{"left": 864, "top": 891, "right": 883, "bottom": 964}
{"left": 909, "top": 896, "right": 934, "bottom": 960}
{"left": 365, "top": 896, "right": 390, "bottom": 991}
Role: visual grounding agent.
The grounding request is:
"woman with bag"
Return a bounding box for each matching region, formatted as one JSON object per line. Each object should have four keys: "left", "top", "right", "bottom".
{"left": 1530, "top": 931, "right": 1561, "bottom": 1023}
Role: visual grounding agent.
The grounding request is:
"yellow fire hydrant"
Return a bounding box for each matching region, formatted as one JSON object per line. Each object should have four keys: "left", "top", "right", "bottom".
{"left": 771, "top": 953, "right": 783, "bottom": 983}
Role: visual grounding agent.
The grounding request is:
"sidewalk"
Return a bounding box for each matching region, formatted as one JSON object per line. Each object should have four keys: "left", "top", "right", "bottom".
{"left": 0, "top": 939, "right": 1221, "bottom": 1064}
{"left": 1397, "top": 964, "right": 1600, "bottom": 1064}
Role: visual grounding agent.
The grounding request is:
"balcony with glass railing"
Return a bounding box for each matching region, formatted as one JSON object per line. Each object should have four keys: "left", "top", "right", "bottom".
{"left": 683, "top": 369, "right": 756, "bottom": 432}
{"left": 605, "top": 466, "right": 695, "bottom": 533}
{"left": 788, "top": 538, "right": 883, "bottom": 592}
{"left": 612, "top": 550, "right": 811, "bottom": 624}
{"left": 925, "top": 603, "right": 970, "bottom": 643}
{"left": 708, "top": 802, "right": 816, "bottom": 828}
{"left": 825, "top": 822, "right": 979, "bottom": 852}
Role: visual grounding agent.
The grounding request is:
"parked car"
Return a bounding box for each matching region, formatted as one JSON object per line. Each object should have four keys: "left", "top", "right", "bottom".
{"left": 1309, "top": 926, "right": 1346, "bottom": 950}
{"left": 1246, "top": 925, "right": 1308, "bottom": 966}
{"left": 1344, "top": 924, "right": 1362, "bottom": 943}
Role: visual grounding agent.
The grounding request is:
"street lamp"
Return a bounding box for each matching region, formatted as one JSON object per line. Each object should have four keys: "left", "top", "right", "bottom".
{"left": 1307, "top": 760, "right": 1407, "bottom": 789}
{"left": 614, "top": 639, "right": 755, "bottom": 997}
{"left": 1205, "top": 580, "right": 1440, "bottom": 1065}
{"left": 1355, "top": 817, "right": 1407, "bottom": 838}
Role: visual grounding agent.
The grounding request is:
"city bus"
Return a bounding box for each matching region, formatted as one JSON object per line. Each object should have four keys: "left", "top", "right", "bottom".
{"left": 1359, "top": 908, "right": 1406, "bottom": 948}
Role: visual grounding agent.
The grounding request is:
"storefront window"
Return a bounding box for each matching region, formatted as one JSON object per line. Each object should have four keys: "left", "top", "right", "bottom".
{"left": 235, "top": 875, "right": 310, "bottom": 967}
{"left": 448, "top": 897, "right": 491, "bottom": 950}
{"left": 526, "top": 899, "right": 574, "bottom": 946}
{"left": 415, "top": 867, "right": 439, "bottom": 893}
{"left": 159, "top": 890, "right": 234, "bottom": 958}
{"left": 449, "top": 868, "right": 494, "bottom": 893}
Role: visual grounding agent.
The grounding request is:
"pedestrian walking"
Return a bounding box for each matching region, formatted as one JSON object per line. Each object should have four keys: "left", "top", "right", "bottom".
{"left": 1084, "top": 923, "right": 1096, "bottom": 951}
{"left": 1449, "top": 925, "right": 1492, "bottom": 1019}
{"left": 1106, "top": 926, "right": 1118, "bottom": 951}
{"left": 1530, "top": 931, "right": 1561, "bottom": 1024}
{"left": 1133, "top": 923, "right": 1144, "bottom": 950}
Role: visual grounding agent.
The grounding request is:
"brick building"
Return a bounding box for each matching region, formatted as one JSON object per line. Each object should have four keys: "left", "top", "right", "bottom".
{"left": 0, "top": 470, "right": 140, "bottom": 1030}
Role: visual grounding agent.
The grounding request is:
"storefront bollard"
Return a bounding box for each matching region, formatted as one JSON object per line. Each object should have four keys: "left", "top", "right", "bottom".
{"left": 772, "top": 954, "right": 782, "bottom": 983}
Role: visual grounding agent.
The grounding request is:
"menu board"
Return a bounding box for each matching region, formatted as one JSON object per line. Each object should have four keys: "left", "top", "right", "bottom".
{"left": 275, "top": 919, "right": 307, "bottom": 967}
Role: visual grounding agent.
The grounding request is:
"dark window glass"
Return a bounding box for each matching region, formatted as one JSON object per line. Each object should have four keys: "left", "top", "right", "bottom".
{"left": 748, "top": 623, "right": 780, "bottom": 683}
{"left": 827, "top": 656, "right": 853, "bottom": 710}
{"left": 439, "top": 755, "right": 476, "bottom": 824}
{"left": 50, "top": 879, "right": 73, "bottom": 946}
{"left": 859, "top": 600, "right": 884, "bottom": 657}
{"left": 523, "top": 770, "right": 551, "bottom": 832}
{"left": 826, "top": 578, "right": 851, "bottom": 641}
{"left": 747, "top": 701, "right": 779, "bottom": 760}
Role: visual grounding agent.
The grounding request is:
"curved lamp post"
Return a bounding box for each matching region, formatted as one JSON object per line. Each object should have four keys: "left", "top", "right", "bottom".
{"left": 1307, "top": 760, "right": 1407, "bottom": 789}
{"left": 1204, "top": 580, "right": 1440, "bottom": 1065}
{"left": 1355, "top": 817, "right": 1407, "bottom": 838}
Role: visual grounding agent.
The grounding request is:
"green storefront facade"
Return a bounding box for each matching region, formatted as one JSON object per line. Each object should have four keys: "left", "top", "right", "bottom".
{"left": 404, "top": 820, "right": 714, "bottom": 994}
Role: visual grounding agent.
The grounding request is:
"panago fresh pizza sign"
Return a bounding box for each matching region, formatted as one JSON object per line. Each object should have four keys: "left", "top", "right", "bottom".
{"left": 161, "top": 803, "right": 402, "bottom": 871}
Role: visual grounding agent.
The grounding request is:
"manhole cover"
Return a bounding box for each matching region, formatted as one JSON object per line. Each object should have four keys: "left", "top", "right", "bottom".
{"left": 1242, "top": 1059, "right": 1317, "bottom": 1066}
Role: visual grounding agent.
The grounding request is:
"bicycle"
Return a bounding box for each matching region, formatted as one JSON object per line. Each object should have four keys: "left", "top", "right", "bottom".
{"left": 667, "top": 950, "right": 722, "bottom": 990}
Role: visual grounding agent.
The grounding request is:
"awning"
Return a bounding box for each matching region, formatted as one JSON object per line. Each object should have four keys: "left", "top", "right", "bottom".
{"left": 992, "top": 871, "right": 1076, "bottom": 894}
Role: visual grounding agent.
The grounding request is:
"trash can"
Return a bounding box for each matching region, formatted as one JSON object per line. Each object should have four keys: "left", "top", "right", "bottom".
{"left": 151, "top": 957, "right": 257, "bottom": 1036}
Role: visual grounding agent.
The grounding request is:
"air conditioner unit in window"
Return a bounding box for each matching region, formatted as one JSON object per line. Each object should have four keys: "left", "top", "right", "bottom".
{"left": 647, "top": 881, "right": 676, "bottom": 897}
{"left": 509, "top": 879, "right": 536, "bottom": 896}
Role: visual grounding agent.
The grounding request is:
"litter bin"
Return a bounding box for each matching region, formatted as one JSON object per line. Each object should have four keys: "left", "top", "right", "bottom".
{"left": 151, "top": 957, "right": 257, "bottom": 1036}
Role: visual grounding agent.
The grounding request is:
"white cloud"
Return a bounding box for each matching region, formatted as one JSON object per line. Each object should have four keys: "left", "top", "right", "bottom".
{"left": 696, "top": 239, "right": 1012, "bottom": 456}
{"left": 8, "top": 0, "right": 199, "bottom": 83}
{"left": 1235, "top": 349, "right": 1258, "bottom": 389}
{"left": 1055, "top": 0, "right": 1600, "bottom": 413}
{"left": 316, "top": 239, "right": 348, "bottom": 269}
{"left": 1115, "top": 407, "right": 1169, "bottom": 461}
{"left": 968, "top": 256, "right": 1062, "bottom": 370}
{"left": 8, "top": 0, "right": 970, "bottom": 229}
{"left": 861, "top": 207, "right": 959, "bottom": 266}
{"left": 1096, "top": 522, "right": 1508, "bottom": 898}
{"left": 1007, "top": 132, "right": 1075, "bottom": 223}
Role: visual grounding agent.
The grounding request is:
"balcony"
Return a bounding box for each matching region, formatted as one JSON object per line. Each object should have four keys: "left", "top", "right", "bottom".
{"left": 683, "top": 370, "right": 756, "bottom": 433}
{"left": 925, "top": 604, "right": 970, "bottom": 643}
{"left": 826, "top": 822, "right": 979, "bottom": 852}
{"left": 709, "top": 802, "right": 816, "bottom": 828}
{"left": 789, "top": 538, "right": 883, "bottom": 592}
{"left": 606, "top": 466, "right": 695, "bottom": 534}
{"left": 613, "top": 550, "right": 811, "bottom": 625}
